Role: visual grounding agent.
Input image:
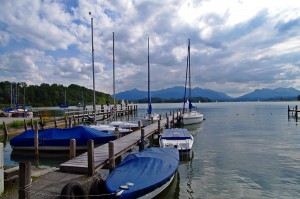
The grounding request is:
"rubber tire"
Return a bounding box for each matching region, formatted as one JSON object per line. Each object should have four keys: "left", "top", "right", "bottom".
{"left": 88, "top": 178, "right": 108, "bottom": 198}
{"left": 60, "top": 182, "right": 87, "bottom": 199}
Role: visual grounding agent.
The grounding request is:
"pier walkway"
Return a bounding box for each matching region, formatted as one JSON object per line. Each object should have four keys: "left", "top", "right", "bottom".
{"left": 59, "top": 114, "right": 178, "bottom": 173}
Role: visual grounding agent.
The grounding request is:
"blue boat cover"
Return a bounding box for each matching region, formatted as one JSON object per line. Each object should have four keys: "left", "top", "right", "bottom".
{"left": 10, "top": 126, "right": 115, "bottom": 148}
{"left": 161, "top": 128, "right": 191, "bottom": 140}
{"left": 105, "top": 147, "right": 179, "bottom": 199}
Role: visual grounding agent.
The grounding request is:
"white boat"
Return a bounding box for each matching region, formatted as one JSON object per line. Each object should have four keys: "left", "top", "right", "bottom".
{"left": 141, "top": 37, "right": 161, "bottom": 126}
{"left": 159, "top": 128, "right": 194, "bottom": 152}
{"left": 109, "top": 121, "right": 140, "bottom": 131}
{"left": 180, "top": 39, "right": 204, "bottom": 125}
{"left": 89, "top": 124, "right": 132, "bottom": 136}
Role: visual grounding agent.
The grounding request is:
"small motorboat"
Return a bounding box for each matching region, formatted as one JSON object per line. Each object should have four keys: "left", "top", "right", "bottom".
{"left": 10, "top": 126, "right": 115, "bottom": 151}
{"left": 105, "top": 147, "right": 179, "bottom": 198}
{"left": 159, "top": 128, "right": 194, "bottom": 152}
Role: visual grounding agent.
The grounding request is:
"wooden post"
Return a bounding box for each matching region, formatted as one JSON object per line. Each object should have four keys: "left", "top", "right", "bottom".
{"left": 68, "top": 117, "right": 72, "bottom": 128}
{"left": 138, "top": 121, "right": 141, "bottom": 130}
{"left": 23, "top": 119, "right": 28, "bottom": 131}
{"left": 2, "top": 122, "right": 8, "bottom": 137}
{"left": 40, "top": 117, "right": 44, "bottom": 130}
{"left": 30, "top": 119, "right": 34, "bottom": 130}
{"left": 151, "top": 117, "right": 154, "bottom": 124}
{"left": 65, "top": 117, "right": 68, "bottom": 128}
{"left": 69, "top": 139, "right": 76, "bottom": 159}
{"left": 157, "top": 120, "right": 161, "bottom": 134}
{"left": 139, "top": 129, "right": 145, "bottom": 151}
{"left": 19, "top": 161, "right": 31, "bottom": 199}
{"left": 166, "top": 115, "right": 169, "bottom": 129}
{"left": 172, "top": 112, "right": 175, "bottom": 128}
{"left": 73, "top": 115, "right": 76, "bottom": 126}
{"left": 54, "top": 118, "right": 57, "bottom": 128}
{"left": 34, "top": 121, "right": 39, "bottom": 158}
{"left": 0, "top": 143, "right": 3, "bottom": 195}
{"left": 296, "top": 105, "right": 298, "bottom": 118}
{"left": 88, "top": 139, "right": 95, "bottom": 176}
{"left": 109, "top": 141, "right": 115, "bottom": 173}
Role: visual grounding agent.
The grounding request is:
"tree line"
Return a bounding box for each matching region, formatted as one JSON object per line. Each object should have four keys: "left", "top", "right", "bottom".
{"left": 0, "top": 81, "right": 114, "bottom": 108}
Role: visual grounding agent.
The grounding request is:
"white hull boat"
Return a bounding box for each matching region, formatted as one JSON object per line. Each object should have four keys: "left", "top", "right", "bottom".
{"left": 159, "top": 128, "right": 193, "bottom": 152}
{"left": 181, "top": 110, "right": 204, "bottom": 125}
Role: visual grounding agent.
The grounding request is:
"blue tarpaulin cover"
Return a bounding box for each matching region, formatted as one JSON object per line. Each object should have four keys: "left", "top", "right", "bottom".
{"left": 10, "top": 126, "right": 115, "bottom": 148}
{"left": 105, "top": 147, "right": 179, "bottom": 199}
{"left": 160, "top": 128, "right": 191, "bottom": 140}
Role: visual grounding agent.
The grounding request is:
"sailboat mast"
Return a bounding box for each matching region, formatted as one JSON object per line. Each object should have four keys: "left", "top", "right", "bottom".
{"left": 188, "top": 39, "right": 191, "bottom": 101}
{"left": 147, "top": 37, "right": 152, "bottom": 114}
{"left": 113, "top": 32, "right": 116, "bottom": 109}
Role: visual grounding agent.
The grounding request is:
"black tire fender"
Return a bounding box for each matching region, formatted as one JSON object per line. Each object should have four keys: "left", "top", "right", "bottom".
{"left": 88, "top": 178, "right": 108, "bottom": 198}
{"left": 60, "top": 182, "right": 87, "bottom": 199}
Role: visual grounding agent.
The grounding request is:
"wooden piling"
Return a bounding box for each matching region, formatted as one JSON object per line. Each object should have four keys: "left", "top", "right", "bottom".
{"left": 109, "top": 141, "right": 115, "bottom": 173}
{"left": 19, "top": 161, "right": 31, "bottom": 199}
{"left": 88, "top": 139, "right": 95, "bottom": 176}
{"left": 30, "top": 119, "right": 34, "bottom": 130}
{"left": 54, "top": 118, "right": 57, "bottom": 128}
{"left": 69, "top": 139, "right": 76, "bottom": 159}
{"left": 157, "top": 120, "right": 161, "bottom": 134}
{"left": 139, "top": 128, "right": 145, "bottom": 151}
{"left": 68, "top": 117, "right": 72, "bottom": 128}
{"left": 114, "top": 127, "right": 120, "bottom": 138}
{"left": 138, "top": 121, "right": 141, "bottom": 130}
{"left": 64, "top": 117, "right": 68, "bottom": 128}
{"left": 23, "top": 119, "right": 28, "bottom": 131}
{"left": 2, "top": 122, "right": 8, "bottom": 136}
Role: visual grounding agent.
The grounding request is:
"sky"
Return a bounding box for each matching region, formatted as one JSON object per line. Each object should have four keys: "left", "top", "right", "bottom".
{"left": 1, "top": 0, "right": 300, "bottom": 98}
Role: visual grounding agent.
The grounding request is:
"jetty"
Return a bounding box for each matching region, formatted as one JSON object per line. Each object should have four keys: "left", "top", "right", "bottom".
{"left": 3, "top": 110, "right": 181, "bottom": 198}
{"left": 288, "top": 105, "right": 299, "bottom": 119}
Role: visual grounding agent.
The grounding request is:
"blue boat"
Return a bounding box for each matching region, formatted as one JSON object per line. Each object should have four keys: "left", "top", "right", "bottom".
{"left": 105, "top": 147, "right": 179, "bottom": 198}
{"left": 10, "top": 126, "right": 115, "bottom": 151}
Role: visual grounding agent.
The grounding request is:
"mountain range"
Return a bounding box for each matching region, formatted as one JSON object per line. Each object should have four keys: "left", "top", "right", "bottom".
{"left": 115, "top": 87, "right": 300, "bottom": 101}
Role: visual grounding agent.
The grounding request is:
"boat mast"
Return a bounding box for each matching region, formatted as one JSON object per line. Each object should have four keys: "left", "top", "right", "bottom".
{"left": 147, "top": 37, "right": 152, "bottom": 115}
{"left": 89, "top": 12, "right": 96, "bottom": 124}
{"left": 188, "top": 39, "right": 192, "bottom": 111}
{"left": 113, "top": 32, "right": 116, "bottom": 120}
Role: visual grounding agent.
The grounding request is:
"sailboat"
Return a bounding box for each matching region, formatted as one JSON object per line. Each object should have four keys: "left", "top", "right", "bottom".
{"left": 180, "top": 39, "right": 204, "bottom": 125}
{"left": 141, "top": 37, "right": 160, "bottom": 126}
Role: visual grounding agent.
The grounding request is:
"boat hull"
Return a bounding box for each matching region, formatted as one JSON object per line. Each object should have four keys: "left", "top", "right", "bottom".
{"left": 159, "top": 128, "right": 194, "bottom": 151}
{"left": 181, "top": 111, "right": 204, "bottom": 125}
{"left": 141, "top": 113, "right": 160, "bottom": 126}
{"left": 105, "top": 147, "right": 179, "bottom": 199}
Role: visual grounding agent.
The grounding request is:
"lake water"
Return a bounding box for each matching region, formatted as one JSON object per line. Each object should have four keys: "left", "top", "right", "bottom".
{"left": 3, "top": 102, "right": 300, "bottom": 198}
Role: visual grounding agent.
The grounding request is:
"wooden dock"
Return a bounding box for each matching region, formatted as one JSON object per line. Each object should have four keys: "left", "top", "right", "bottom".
{"left": 59, "top": 112, "right": 179, "bottom": 174}
{"left": 288, "top": 105, "right": 300, "bottom": 118}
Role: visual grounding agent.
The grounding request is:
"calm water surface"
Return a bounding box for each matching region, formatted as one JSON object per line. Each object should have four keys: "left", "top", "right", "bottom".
{"left": 3, "top": 102, "right": 300, "bottom": 198}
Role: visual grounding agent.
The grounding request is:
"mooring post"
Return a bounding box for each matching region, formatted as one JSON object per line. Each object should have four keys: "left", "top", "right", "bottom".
{"left": 166, "top": 115, "right": 169, "bottom": 129}
{"left": 19, "top": 161, "right": 31, "bottom": 199}
{"left": 2, "top": 122, "right": 8, "bottom": 137}
{"left": 54, "top": 117, "right": 57, "bottom": 128}
{"left": 64, "top": 116, "right": 68, "bottom": 128}
{"left": 30, "top": 119, "right": 34, "bottom": 130}
{"left": 69, "top": 139, "right": 76, "bottom": 159}
{"left": 73, "top": 115, "right": 76, "bottom": 126}
{"left": 172, "top": 112, "right": 175, "bottom": 128}
{"left": 88, "top": 139, "right": 95, "bottom": 176}
{"left": 151, "top": 117, "right": 154, "bottom": 124}
{"left": 34, "top": 121, "right": 39, "bottom": 158}
{"left": 109, "top": 141, "right": 115, "bottom": 173}
{"left": 68, "top": 117, "right": 72, "bottom": 128}
{"left": 296, "top": 105, "right": 298, "bottom": 118}
{"left": 139, "top": 128, "right": 145, "bottom": 151}
{"left": 23, "top": 119, "right": 28, "bottom": 131}
{"left": 138, "top": 121, "right": 141, "bottom": 130}
{"left": 157, "top": 120, "right": 161, "bottom": 134}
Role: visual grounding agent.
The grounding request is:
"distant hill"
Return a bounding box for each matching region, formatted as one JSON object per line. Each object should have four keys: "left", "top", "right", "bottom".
{"left": 115, "top": 86, "right": 233, "bottom": 101}
{"left": 235, "top": 87, "right": 300, "bottom": 101}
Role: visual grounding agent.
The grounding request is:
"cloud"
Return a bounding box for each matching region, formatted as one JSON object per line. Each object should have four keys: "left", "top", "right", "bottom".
{"left": 1, "top": 0, "right": 300, "bottom": 97}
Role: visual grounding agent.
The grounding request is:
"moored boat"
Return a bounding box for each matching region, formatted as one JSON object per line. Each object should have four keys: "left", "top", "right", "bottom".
{"left": 10, "top": 126, "right": 115, "bottom": 151}
{"left": 109, "top": 121, "right": 140, "bottom": 131}
{"left": 159, "top": 128, "right": 194, "bottom": 152}
{"left": 105, "top": 147, "right": 179, "bottom": 199}
{"left": 89, "top": 124, "right": 132, "bottom": 136}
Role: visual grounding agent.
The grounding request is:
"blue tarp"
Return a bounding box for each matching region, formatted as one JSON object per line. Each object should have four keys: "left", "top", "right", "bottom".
{"left": 10, "top": 126, "right": 115, "bottom": 148}
{"left": 105, "top": 147, "right": 179, "bottom": 199}
{"left": 160, "top": 128, "right": 191, "bottom": 140}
